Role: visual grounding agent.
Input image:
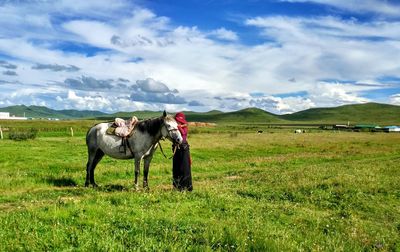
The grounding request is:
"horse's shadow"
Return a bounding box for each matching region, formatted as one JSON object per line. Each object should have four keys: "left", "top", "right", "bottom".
{"left": 45, "top": 177, "right": 127, "bottom": 192}
{"left": 46, "top": 177, "right": 77, "bottom": 187}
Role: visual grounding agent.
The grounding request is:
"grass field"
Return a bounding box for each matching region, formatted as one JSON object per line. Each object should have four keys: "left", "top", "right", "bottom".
{"left": 0, "top": 123, "right": 399, "bottom": 251}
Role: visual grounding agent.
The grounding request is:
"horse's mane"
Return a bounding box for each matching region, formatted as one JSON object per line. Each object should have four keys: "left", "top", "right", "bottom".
{"left": 137, "top": 116, "right": 164, "bottom": 136}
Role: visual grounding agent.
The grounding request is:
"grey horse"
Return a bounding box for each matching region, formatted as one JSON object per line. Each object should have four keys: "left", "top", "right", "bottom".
{"left": 85, "top": 111, "right": 183, "bottom": 189}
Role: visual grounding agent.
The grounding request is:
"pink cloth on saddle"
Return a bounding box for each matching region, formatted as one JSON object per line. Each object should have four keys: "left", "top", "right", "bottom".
{"left": 114, "top": 116, "right": 138, "bottom": 137}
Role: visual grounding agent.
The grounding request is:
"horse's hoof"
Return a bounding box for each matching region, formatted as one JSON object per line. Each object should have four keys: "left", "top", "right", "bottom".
{"left": 84, "top": 182, "right": 90, "bottom": 187}
{"left": 134, "top": 184, "right": 140, "bottom": 191}
{"left": 92, "top": 183, "right": 98, "bottom": 188}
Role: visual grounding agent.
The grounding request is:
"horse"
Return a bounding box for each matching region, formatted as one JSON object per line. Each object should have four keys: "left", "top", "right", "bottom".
{"left": 85, "top": 111, "right": 183, "bottom": 189}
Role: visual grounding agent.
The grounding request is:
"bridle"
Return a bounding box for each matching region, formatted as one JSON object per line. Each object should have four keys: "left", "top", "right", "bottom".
{"left": 161, "top": 122, "right": 180, "bottom": 140}
{"left": 158, "top": 121, "right": 181, "bottom": 159}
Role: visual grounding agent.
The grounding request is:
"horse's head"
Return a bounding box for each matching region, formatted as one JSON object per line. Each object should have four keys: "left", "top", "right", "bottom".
{"left": 161, "top": 111, "right": 183, "bottom": 144}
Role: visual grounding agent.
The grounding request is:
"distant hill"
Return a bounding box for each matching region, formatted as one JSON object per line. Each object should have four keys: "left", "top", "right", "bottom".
{"left": 99, "top": 111, "right": 163, "bottom": 120}
{"left": 0, "top": 105, "right": 106, "bottom": 119}
{"left": 57, "top": 109, "right": 108, "bottom": 118}
{"left": 280, "top": 103, "right": 400, "bottom": 124}
{"left": 184, "top": 108, "right": 284, "bottom": 123}
{"left": 95, "top": 108, "right": 283, "bottom": 123}
{"left": 1, "top": 103, "right": 399, "bottom": 125}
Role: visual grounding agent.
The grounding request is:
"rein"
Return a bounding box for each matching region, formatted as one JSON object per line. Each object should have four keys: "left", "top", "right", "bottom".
{"left": 158, "top": 141, "right": 178, "bottom": 159}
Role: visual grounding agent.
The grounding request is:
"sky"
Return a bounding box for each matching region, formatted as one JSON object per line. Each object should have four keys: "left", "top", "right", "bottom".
{"left": 1, "top": 0, "right": 400, "bottom": 114}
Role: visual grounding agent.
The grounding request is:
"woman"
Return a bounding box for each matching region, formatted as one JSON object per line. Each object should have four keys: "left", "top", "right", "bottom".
{"left": 172, "top": 112, "right": 193, "bottom": 191}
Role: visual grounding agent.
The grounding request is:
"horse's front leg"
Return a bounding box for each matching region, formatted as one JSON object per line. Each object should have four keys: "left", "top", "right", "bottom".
{"left": 134, "top": 158, "right": 141, "bottom": 190}
{"left": 143, "top": 154, "right": 154, "bottom": 190}
{"left": 142, "top": 144, "right": 158, "bottom": 190}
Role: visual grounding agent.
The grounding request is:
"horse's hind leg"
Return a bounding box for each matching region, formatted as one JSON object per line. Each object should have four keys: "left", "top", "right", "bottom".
{"left": 134, "top": 158, "right": 140, "bottom": 190}
{"left": 85, "top": 149, "right": 95, "bottom": 187}
{"left": 85, "top": 149, "right": 104, "bottom": 187}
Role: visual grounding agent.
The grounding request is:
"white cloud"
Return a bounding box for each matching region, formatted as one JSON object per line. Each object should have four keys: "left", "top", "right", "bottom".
{"left": 136, "top": 78, "right": 171, "bottom": 93}
{"left": 244, "top": 15, "right": 400, "bottom": 84}
{"left": 390, "top": 94, "right": 400, "bottom": 105}
{"left": 280, "top": 0, "right": 400, "bottom": 17}
{"left": 246, "top": 15, "right": 400, "bottom": 41}
{"left": 55, "top": 90, "right": 176, "bottom": 112}
{"left": 0, "top": 1, "right": 399, "bottom": 113}
{"left": 308, "top": 82, "right": 370, "bottom": 107}
{"left": 58, "top": 0, "right": 130, "bottom": 16}
{"left": 209, "top": 28, "right": 238, "bottom": 41}
{"left": 63, "top": 20, "right": 117, "bottom": 48}
{"left": 65, "top": 90, "right": 112, "bottom": 111}
{"left": 250, "top": 96, "right": 315, "bottom": 114}
{"left": 0, "top": 100, "right": 12, "bottom": 106}
{"left": 32, "top": 63, "right": 80, "bottom": 72}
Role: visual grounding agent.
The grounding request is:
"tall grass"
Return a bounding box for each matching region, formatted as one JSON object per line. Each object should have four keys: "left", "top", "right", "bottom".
{"left": 8, "top": 128, "right": 38, "bottom": 140}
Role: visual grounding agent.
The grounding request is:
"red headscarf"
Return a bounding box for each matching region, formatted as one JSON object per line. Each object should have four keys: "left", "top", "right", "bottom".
{"left": 175, "top": 112, "right": 188, "bottom": 142}
{"left": 175, "top": 112, "right": 187, "bottom": 124}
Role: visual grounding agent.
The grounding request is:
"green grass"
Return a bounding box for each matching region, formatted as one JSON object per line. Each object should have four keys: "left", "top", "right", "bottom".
{"left": 0, "top": 125, "right": 399, "bottom": 251}
{"left": 0, "top": 119, "right": 100, "bottom": 138}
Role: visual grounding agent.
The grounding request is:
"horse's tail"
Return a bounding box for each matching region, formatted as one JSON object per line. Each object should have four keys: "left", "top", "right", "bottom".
{"left": 86, "top": 122, "right": 106, "bottom": 145}
{"left": 85, "top": 126, "right": 92, "bottom": 141}
{"left": 86, "top": 124, "right": 99, "bottom": 147}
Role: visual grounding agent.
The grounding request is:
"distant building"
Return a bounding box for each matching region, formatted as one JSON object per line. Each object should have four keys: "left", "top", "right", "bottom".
{"left": 354, "top": 124, "right": 379, "bottom": 129}
{"left": 333, "top": 124, "right": 351, "bottom": 129}
{"left": 353, "top": 125, "right": 378, "bottom": 131}
{"left": 0, "top": 111, "right": 27, "bottom": 120}
{"left": 0, "top": 112, "right": 10, "bottom": 118}
{"left": 384, "top": 126, "right": 400, "bottom": 132}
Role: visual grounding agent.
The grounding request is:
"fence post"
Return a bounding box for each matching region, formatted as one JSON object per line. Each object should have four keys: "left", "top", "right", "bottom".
{"left": 70, "top": 127, "right": 74, "bottom": 137}
{"left": 0, "top": 126, "right": 3, "bottom": 139}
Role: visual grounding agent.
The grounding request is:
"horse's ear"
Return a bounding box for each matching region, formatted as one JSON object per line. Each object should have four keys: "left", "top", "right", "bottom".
{"left": 163, "top": 110, "right": 167, "bottom": 118}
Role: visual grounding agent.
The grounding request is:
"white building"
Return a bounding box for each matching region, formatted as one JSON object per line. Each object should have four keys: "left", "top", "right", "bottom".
{"left": 0, "top": 112, "right": 27, "bottom": 120}
{"left": 0, "top": 112, "right": 10, "bottom": 118}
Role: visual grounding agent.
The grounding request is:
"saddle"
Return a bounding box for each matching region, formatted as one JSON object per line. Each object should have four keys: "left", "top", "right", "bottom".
{"left": 106, "top": 116, "right": 138, "bottom": 155}
{"left": 106, "top": 116, "right": 138, "bottom": 137}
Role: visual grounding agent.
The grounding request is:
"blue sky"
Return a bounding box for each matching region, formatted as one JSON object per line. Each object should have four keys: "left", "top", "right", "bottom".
{"left": 1, "top": 0, "right": 400, "bottom": 114}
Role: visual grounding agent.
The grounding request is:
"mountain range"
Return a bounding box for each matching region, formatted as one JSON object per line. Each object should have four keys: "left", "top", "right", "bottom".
{"left": 0, "top": 103, "right": 399, "bottom": 125}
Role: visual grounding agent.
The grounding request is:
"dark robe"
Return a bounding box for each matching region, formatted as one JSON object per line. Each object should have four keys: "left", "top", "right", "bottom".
{"left": 172, "top": 125, "right": 192, "bottom": 191}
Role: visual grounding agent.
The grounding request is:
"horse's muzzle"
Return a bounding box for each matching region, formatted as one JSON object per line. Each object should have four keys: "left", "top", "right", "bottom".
{"left": 174, "top": 137, "right": 183, "bottom": 145}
